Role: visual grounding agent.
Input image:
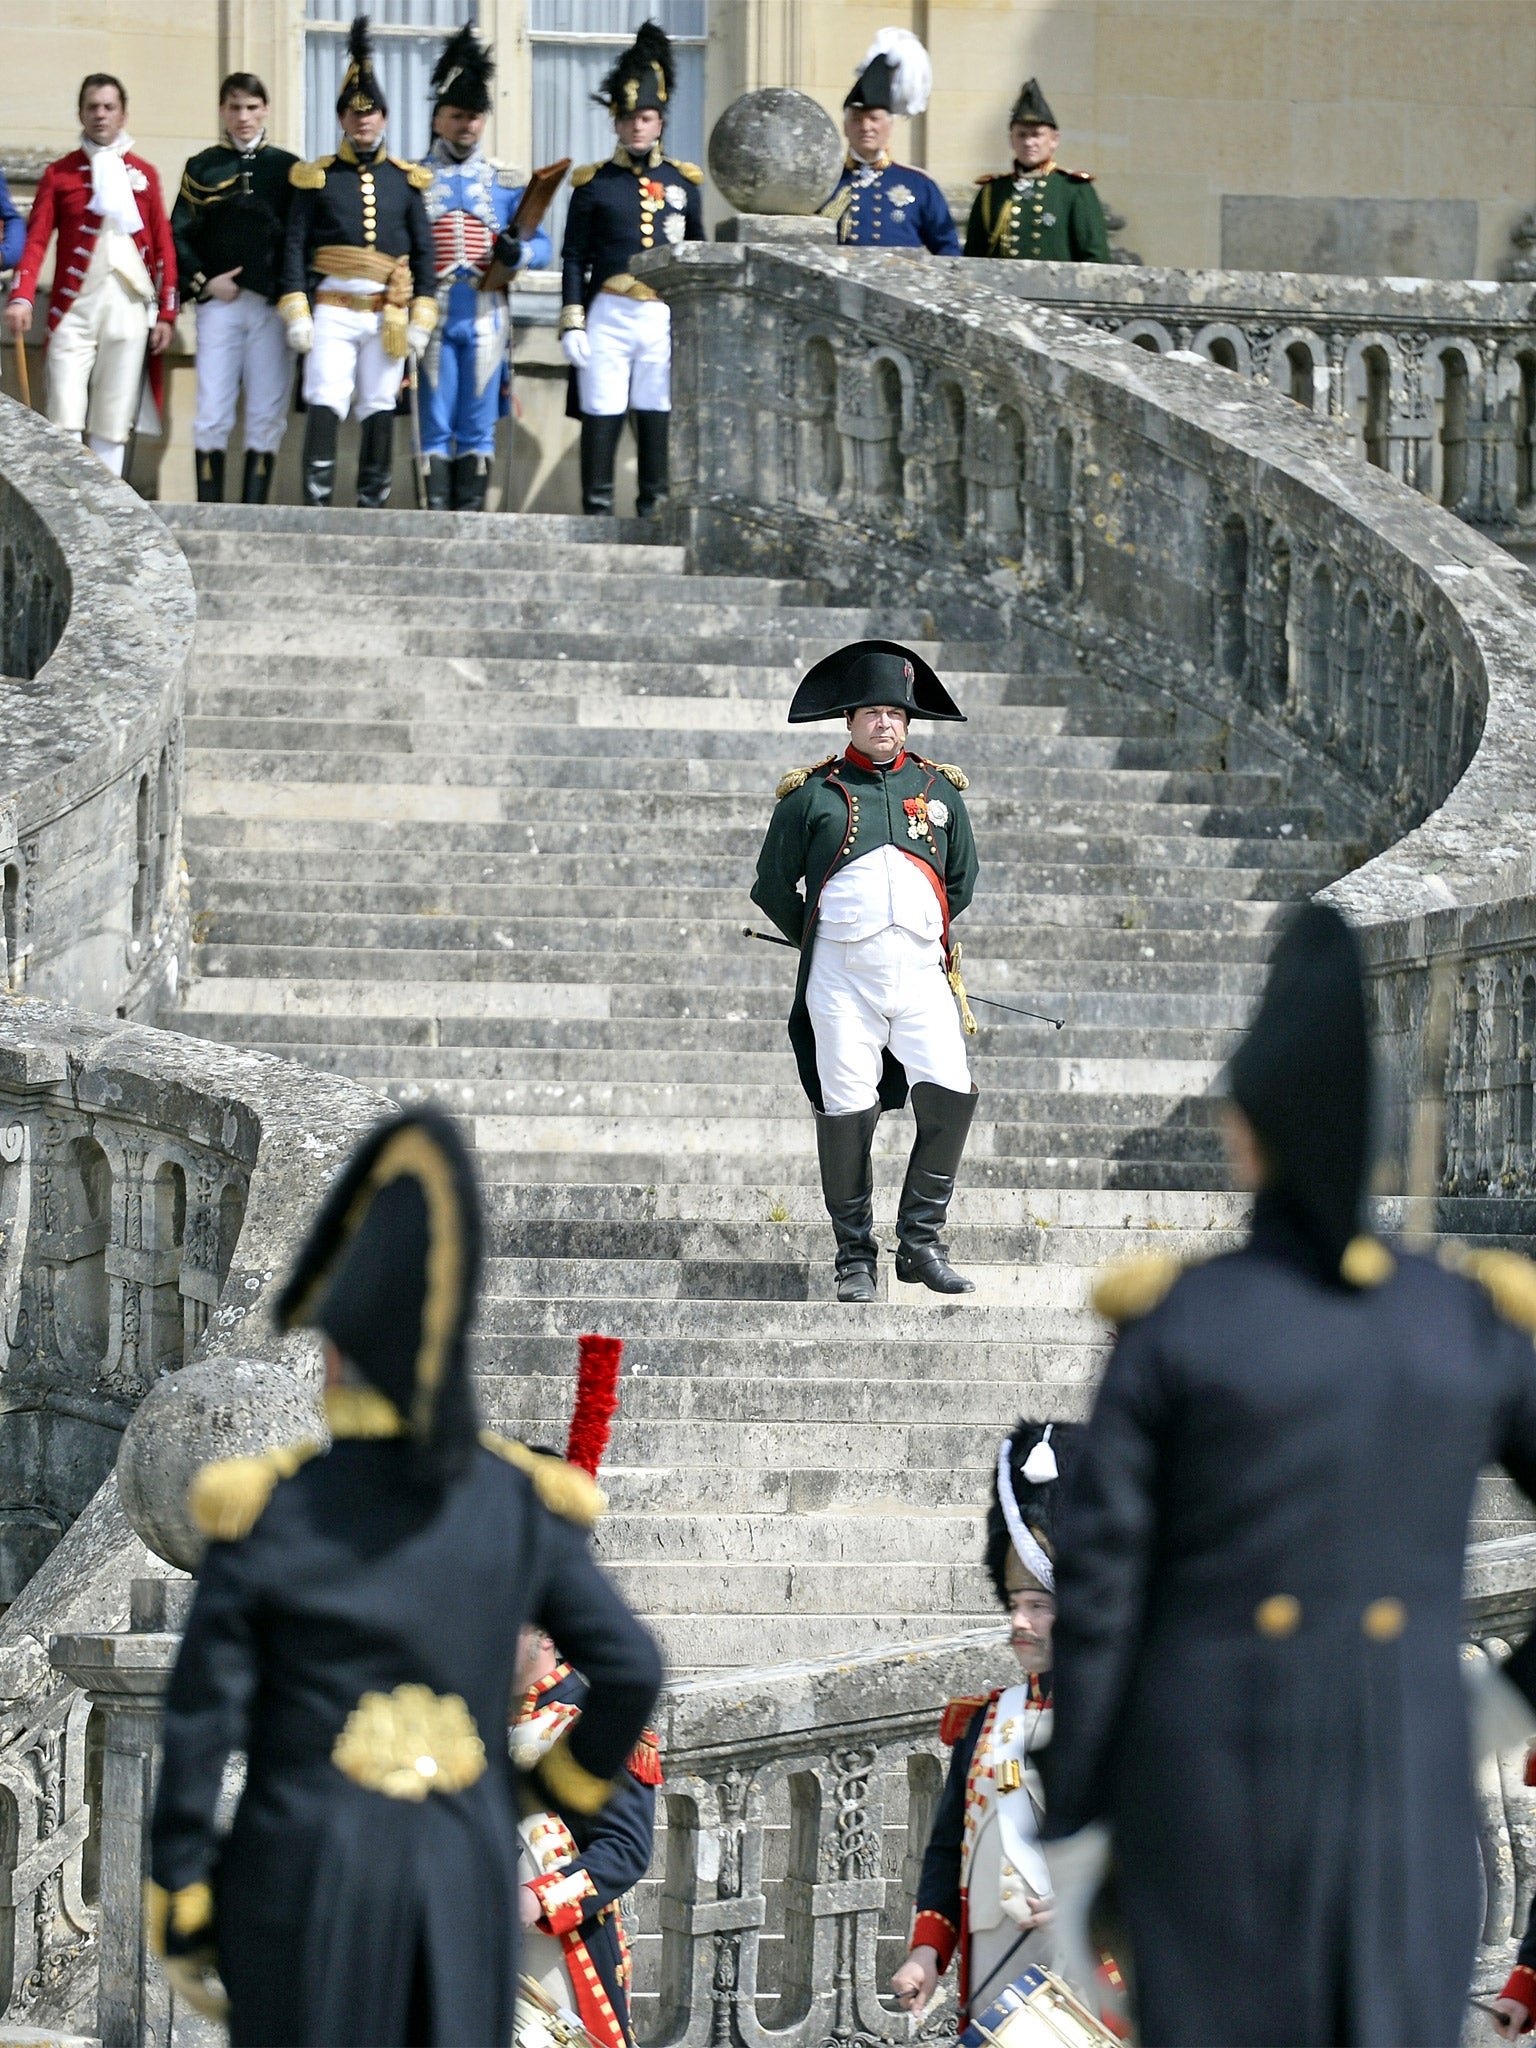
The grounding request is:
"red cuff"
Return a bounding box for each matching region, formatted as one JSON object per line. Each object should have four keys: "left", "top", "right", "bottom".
{"left": 528, "top": 1867, "right": 597, "bottom": 1937}
{"left": 1501, "top": 1967, "right": 1536, "bottom": 2027}
{"left": 911, "top": 1910, "right": 958, "bottom": 1976}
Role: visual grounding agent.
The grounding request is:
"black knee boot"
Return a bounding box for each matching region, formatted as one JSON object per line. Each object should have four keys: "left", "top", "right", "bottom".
{"left": 302, "top": 406, "right": 341, "bottom": 507}
{"left": 579, "top": 414, "right": 624, "bottom": 515}
{"left": 632, "top": 409, "right": 669, "bottom": 517}
{"left": 425, "top": 455, "right": 453, "bottom": 509}
{"left": 356, "top": 411, "right": 394, "bottom": 508}
{"left": 453, "top": 451, "right": 490, "bottom": 512}
{"left": 195, "top": 449, "right": 225, "bottom": 503}
{"left": 894, "top": 1083, "right": 978, "bottom": 1294}
{"left": 816, "top": 1103, "right": 882, "bottom": 1303}
{"left": 241, "top": 450, "right": 274, "bottom": 504}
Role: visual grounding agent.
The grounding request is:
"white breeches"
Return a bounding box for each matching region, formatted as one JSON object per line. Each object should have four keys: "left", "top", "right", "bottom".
{"left": 46, "top": 276, "right": 151, "bottom": 443}
{"left": 577, "top": 293, "right": 671, "bottom": 415}
{"left": 303, "top": 285, "right": 405, "bottom": 422}
{"left": 806, "top": 925, "right": 972, "bottom": 1115}
{"left": 193, "top": 290, "right": 291, "bottom": 452}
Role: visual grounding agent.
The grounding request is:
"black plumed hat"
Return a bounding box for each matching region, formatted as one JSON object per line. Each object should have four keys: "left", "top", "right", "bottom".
{"left": 595, "top": 20, "right": 674, "bottom": 117}
{"left": 985, "top": 1419, "right": 1087, "bottom": 1605}
{"left": 432, "top": 22, "right": 495, "bottom": 114}
{"left": 788, "top": 639, "right": 965, "bottom": 723}
{"left": 275, "top": 1107, "right": 484, "bottom": 1485}
{"left": 1010, "top": 77, "right": 1057, "bottom": 128}
{"left": 843, "top": 29, "right": 932, "bottom": 115}
{"left": 337, "top": 14, "right": 387, "bottom": 118}
{"left": 1226, "top": 899, "right": 1374, "bottom": 1281}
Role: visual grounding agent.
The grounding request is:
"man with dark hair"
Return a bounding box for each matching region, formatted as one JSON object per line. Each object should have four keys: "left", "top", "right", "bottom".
{"left": 173, "top": 73, "right": 297, "bottom": 503}
{"left": 818, "top": 31, "right": 959, "bottom": 253}
{"left": 964, "top": 79, "right": 1110, "bottom": 263}
{"left": 5, "top": 73, "right": 177, "bottom": 475}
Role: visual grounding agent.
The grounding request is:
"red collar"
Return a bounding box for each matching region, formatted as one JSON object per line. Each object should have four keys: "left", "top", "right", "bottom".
{"left": 843, "top": 745, "right": 906, "bottom": 773}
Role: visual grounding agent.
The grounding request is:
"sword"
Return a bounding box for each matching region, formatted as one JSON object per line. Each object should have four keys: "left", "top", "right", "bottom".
{"left": 739, "top": 927, "right": 1066, "bottom": 1029}
{"left": 12, "top": 328, "right": 30, "bottom": 408}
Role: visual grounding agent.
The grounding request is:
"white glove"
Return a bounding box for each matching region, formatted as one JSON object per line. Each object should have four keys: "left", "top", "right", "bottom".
{"left": 285, "top": 316, "right": 313, "bottom": 356}
{"left": 561, "top": 328, "right": 591, "bottom": 369}
{"left": 1041, "top": 1823, "right": 1112, "bottom": 2011}
{"left": 406, "top": 321, "right": 433, "bottom": 358}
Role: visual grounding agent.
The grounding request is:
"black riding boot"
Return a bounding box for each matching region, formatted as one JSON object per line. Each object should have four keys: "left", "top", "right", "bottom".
{"left": 816, "top": 1103, "right": 882, "bottom": 1303}
{"left": 302, "top": 406, "right": 341, "bottom": 507}
{"left": 425, "top": 455, "right": 453, "bottom": 509}
{"left": 356, "top": 411, "right": 394, "bottom": 508}
{"left": 241, "top": 450, "right": 274, "bottom": 504}
{"left": 453, "top": 451, "right": 490, "bottom": 512}
{"left": 579, "top": 414, "right": 624, "bottom": 515}
{"left": 894, "top": 1083, "right": 978, "bottom": 1294}
{"left": 195, "top": 449, "right": 225, "bottom": 503}
{"left": 632, "top": 408, "right": 669, "bottom": 517}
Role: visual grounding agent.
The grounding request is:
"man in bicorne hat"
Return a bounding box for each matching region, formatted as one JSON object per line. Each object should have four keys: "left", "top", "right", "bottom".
{"left": 278, "top": 14, "right": 436, "bottom": 508}
{"left": 418, "top": 23, "right": 552, "bottom": 512}
{"left": 147, "top": 1107, "right": 663, "bottom": 2048}
{"left": 819, "top": 30, "right": 960, "bottom": 253}
{"left": 1044, "top": 901, "right": 1536, "bottom": 2048}
{"left": 964, "top": 80, "right": 1110, "bottom": 263}
{"left": 752, "top": 640, "right": 979, "bottom": 1300}
{"left": 559, "top": 21, "right": 704, "bottom": 517}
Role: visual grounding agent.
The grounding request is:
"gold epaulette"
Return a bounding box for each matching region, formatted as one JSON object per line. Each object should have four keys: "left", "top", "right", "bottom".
{"left": 1339, "top": 1235, "right": 1395, "bottom": 1288}
{"left": 974, "top": 172, "right": 1001, "bottom": 186}
{"left": 921, "top": 760, "right": 969, "bottom": 790}
{"left": 394, "top": 157, "right": 434, "bottom": 190}
{"left": 187, "top": 1439, "right": 319, "bottom": 1542}
{"left": 672, "top": 161, "right": 704, "bottom": 185}
{"left": 570, "top": 163, "right": 600, "bottom": 189}
{"left": 289, "top": 157, "right": 331, "bottom": 190}
{"left": 1091, "top": 1252, "right": 1183, "bottom": 1326}
{"left": 1063, "top": 168, "right": 1096, "bottom": 182}
{"left": 776, "top": 755, "right": 837, "bottom": 801}
{"left": 1442, "top": 1245, "right": 1536, "bottom": 1333}
{"left": 939, "top": 1694, "right": 990, "bottom": 1745}
{"left": 480, "top": 1433, "right": 604, "bottom": 1526}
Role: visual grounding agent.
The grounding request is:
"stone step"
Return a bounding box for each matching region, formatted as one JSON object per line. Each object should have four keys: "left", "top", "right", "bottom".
{"left": 191, "top": 561, "right": 819, "bottom": 607}
{"left": 479, "top": 1215, "right": 1244, "bottom": 1264}
{"left": 173, "top": 528, "right": 692, "bottom": 573}
{"left": 190, "top": 607, "right": 937, "bottom": 655}
{"left": 594, "top": 1511, "right": 981, "bottom": 1563}
{"left": 469, "top": 1149, "right": 1234, "bottom": 1191}
{"left": 160, "top": 502, "right": 645, "bottom": 541}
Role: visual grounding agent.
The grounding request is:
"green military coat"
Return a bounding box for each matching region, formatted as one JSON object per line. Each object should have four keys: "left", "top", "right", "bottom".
{"left": 751, "top": 746, "right": 979, "bottom": 1111}
{"left": 963, "top": 164, "right": 1110, "bottom": 262}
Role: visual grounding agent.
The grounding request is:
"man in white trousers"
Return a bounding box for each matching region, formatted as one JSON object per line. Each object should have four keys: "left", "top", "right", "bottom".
{"left": 752, "top": 641, "right": 981, "bottom": 1301}
{"left": 557, "top": 20, "right": 704, "bottom": 516}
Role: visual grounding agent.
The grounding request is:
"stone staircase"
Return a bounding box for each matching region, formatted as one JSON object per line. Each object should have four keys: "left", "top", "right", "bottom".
{"left": 157, "top": 503, "right": 1378, "bottom": 1673}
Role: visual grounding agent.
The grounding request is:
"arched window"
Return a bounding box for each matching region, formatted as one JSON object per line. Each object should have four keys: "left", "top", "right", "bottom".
{"left": 1207, "top": 336, "right": 1239, "bottom": 371}
{"left": 1305, "top": 565, "right": 1333, "bottom": 734}
{"left": 802, "top": 338, "right": 841, "bottom": 501}
{"left": 988, "top": 407, "right": 1026, "bottom": 540}
{"left": 1, "top": 864, "right": 18, "bottom": 992}
{"left": 1051, "top": 430, "right": 1074, "bottom": 593}
{"left": 1264, "top": 534, "right": 1291, "bottom": 707}
{"left": 868, "top": 358, "right": 905, "bottom": 504}
{"left": 932, "top": 384, "right": 966, "bottom": 540}
{"left": 130, "top": 773, "right": 152, "bottom": 945}
{"left": 1360, "top": 346, "right": 1392, "bottom": 470}
{"left": 1517, "top": 354, "right": 1536, "bottom": 513}
{"left": 1286, "top": 342, "right": 1317, "bottom": 409}
{"left": 1438, "top": 350, "right": 1469, "bottom": 510}
{"left": 1343, "top": 589, "right": 1370, "bottom": 760}
{"left": 1215, "top": 516, "right": 1248, "bottom": 683}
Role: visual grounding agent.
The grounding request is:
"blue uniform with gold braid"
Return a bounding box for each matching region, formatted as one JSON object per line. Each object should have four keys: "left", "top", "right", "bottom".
{"left": 819, "top": 153, "right": 959, "bottom": 252}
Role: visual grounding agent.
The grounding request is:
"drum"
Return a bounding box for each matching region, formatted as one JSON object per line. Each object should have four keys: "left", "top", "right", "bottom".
{"left": 959, "top": 1966, "right": 1122, "bottom": 2048}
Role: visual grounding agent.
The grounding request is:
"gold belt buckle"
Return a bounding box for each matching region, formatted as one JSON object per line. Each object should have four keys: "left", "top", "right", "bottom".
{"left": 332, "top": 1683, "right": 487, "bottom": 1801}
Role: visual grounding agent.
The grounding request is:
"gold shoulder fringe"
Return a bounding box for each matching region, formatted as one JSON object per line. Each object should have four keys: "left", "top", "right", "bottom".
{"left": 1063, "top": 168, "right": 1096, "bottom": 181}
{"left": 187, "top": 1439, "right": 319, "bottom": 1542}
{"left": 974, "top": 172, "right": 1001, "bottom": 185}
{"left": 1340, "top": 1236, "right": 1395, "bottom": 1288}
{"left": 289, "top": 158, "right": 331, "bottom": 190}
{"left": 776, "top": 755, "right": 837, "bottom": 801}
{"left": 480, "top": 1434, "right": 605, "bottom": 1526}
{"left": 396, "top": 158, "right": 434, "bottom": 190}
{"left": 1444, "top": 1245, "right": 1536, "bottom": 1333}
{"left": 1091, "top": 1252, "right": 1183, "bottom": 1326}
{"left": 570, "top": 163, "right": 600, "bottom": 189}
{"left": 674, "top": 160, "right": 704, "bottom": 184}
{"left": 935, "top": 763, "right": 969, "bottom": 790}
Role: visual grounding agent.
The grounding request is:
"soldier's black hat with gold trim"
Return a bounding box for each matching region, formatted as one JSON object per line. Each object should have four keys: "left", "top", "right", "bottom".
{"left": 432, "top": 22, "right": 494, "bottom": 115}
{"left": 788, "top": 638, "right": 965, "bottom": 723}
{"left": 986, "top": 1419, "right": 1086, "bottom": 1604}
{"left": 275, "top": 1106, "right": 483, "bottom": 1483}
{"left": 594, "top": 20, "right": 673, "bottom": 117}
{"left": 337, "top": 14, "right": 387, "bottom": 118}
{"left": 1010, "top": 77, "right": 1057, "bottom": 128}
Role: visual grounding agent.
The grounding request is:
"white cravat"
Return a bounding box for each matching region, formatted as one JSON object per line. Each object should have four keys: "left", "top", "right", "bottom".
{"left": 82, "top": 131, "right": 142, "bottom": 235}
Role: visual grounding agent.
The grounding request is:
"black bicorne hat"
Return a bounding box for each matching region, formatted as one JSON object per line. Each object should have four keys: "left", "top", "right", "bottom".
{"left": 275, "top": 1107, "right": 484, "bottom": 1485}
{"left": 985, "top": 1419, "right": 1087, "bottom": 1604}
{"left": 843, "top": 29, "right": 931, "bottom": 115}
{"left": 788, "top": 639, "right": 965, "bottom": 723}
{"left": 1010, "top": 77, "right": 1057, "bottom": 128}
{"left": 595, "top": 20, "right": 674, "bottom": 117}
{"left": 432, "top": 22, "right": 494, "bottom": 114}
{"left": 1226, "top": 899, "right": 1374, "bottom": 1283}
{"left": 337, "top": 14, "right": 387, "bottom": 118}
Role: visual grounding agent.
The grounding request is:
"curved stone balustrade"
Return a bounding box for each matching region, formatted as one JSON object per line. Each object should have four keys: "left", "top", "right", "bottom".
{"left": 964, "top": 259, "right": 1536, "bottom": 554}
{"left": 0, "top": 396, "right": 194, "bottom": 1019}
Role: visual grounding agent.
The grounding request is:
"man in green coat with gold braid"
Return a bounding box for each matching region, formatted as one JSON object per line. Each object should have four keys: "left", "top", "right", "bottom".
{"left": 964, "top": 78, "right": 1110, "bottom": 263}
{"left": 752, "top": 641, "right": 980, "bottom": 1303}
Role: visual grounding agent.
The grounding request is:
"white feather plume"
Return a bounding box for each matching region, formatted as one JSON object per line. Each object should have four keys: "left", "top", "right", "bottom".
{"left": 859, "top": 27, "right": 932, "bottom": 118}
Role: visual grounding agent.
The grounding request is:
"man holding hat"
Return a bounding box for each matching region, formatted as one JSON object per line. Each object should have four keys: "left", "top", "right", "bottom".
{"left": 751, "top": 640, "right": 980, "bottom": 1301}
{"left": 819, "top": 30, "right": 960, "bottom": 253}
{"left": 278, "top": 14, "right": 436, "bottom": 507}
{"left": 965, "top": 80, "right": 1110, "bottom": 263}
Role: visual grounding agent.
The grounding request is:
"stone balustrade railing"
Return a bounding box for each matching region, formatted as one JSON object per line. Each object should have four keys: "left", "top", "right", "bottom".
{"left": 0, "top": 395, "right": 194, "bottom": 1019}
{"left": 964, "top": 260, "right": 1536, "bottom": 555}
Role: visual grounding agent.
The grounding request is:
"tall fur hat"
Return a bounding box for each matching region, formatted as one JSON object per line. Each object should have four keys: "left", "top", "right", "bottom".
{"left": 985, "top": 1419, "right": 1087, "bottom": 1604}
{"left": 595, "top": 20, "right": 674, "bottom": 117}
{"left": 337, "top": 14, "right": 387, "bottom": 118}
{"left": 432, "top": 22, "right": 495, "bottom": 114}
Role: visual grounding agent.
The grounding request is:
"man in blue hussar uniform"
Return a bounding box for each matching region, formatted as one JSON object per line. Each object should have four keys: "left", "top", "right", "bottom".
{"left": 559, "top": 21, "right": 705, "bottom": 517}
{"left": 419, "top": 23, "right": 551, "bottom": 512}
{"left": 818, "top": 30, "right": 959, "bottom": 255}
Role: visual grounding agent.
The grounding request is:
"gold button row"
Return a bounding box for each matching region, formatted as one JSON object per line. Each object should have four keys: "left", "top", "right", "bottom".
{"left": 1254, "top": 1594, "right": 1407, "bottom": 1640}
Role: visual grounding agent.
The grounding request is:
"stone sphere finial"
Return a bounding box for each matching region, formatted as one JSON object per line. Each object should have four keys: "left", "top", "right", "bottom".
{"left": 117, "top": 1361, "right": 323, "bottom": 1571}
{"left": 708, "top": 89, "right": 843, "bottom": 217}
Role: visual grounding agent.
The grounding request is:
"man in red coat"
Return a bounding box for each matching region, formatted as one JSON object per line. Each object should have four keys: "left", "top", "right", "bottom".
{"left": 5, "top": 74, "right": 177, "bottom": 476}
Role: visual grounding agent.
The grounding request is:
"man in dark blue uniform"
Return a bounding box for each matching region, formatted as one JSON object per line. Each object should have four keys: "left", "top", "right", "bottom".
{"left": 1044, "top": 901, "right": 1536, "bottom": 2048}
{"left": 146, "top": 1108, "right": 663, "bottom": 2047}
{"left": 818, "top": 31, "right": 959, "bottom": 254}
{"left": 559, "top": 21, "right": 705, "bottom": 517}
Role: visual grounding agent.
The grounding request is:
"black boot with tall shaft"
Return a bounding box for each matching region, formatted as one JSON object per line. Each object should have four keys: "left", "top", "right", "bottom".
{"left": 816, "top": 1103, "right": 882, "bottom": 1303}
{"left": 241, "top": 450, "right": 274, "bottom": 504}
{"left": 356, "top": 411, "right": 394, "bottom": 508}
{"left": 632, "top": 409, "right": 669, "bottom": 516}
{"left": 894, "top": 1083, "right": 979, "bottom": 1294}
{"left": 302, "top": 406, "right": 341, "bottom": 507}
{"left": 579, "top": 414, "right": 624, "bottom": 514}
{"left": 195, "top": 449, "right": 225, "bottom": 503}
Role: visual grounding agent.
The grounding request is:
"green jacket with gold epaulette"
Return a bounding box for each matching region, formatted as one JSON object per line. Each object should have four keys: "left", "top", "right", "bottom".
{"left": 963, "top": 165, "right": 1110, "bottom": 263}
{"left": 751, "top": 746, "right": 978, "bottom": 1109}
